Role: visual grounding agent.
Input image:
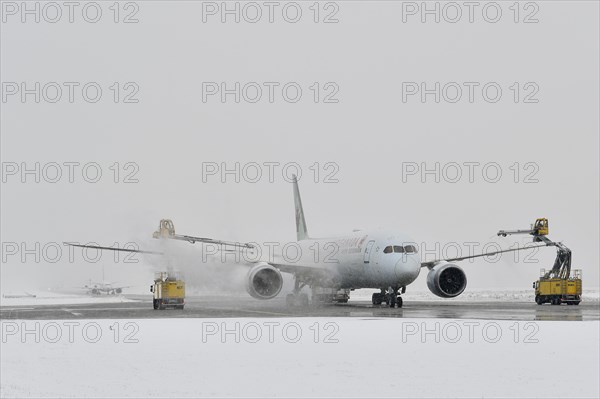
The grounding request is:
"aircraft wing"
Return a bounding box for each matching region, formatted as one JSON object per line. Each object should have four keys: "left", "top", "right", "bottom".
{"left": 420, "top": 242, "right": 551, "bottom": 268}
{"left": 63, "top": 241, "right": 334, "bottom": 281}
{"left": 64, "top": 242, "right": 164, "bottom": 255}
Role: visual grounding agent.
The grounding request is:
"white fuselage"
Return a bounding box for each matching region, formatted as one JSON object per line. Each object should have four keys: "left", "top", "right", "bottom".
{"left": 273, "top": 230, "right": 422, "bottom": 290}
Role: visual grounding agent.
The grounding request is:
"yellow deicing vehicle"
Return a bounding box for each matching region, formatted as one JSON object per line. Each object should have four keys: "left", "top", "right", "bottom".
{"left": 498, "top": 218, "right": 582, "bottom": 305}
{"left": 151, "top": 272, "right": 185, "bottom": 310}
{"left": 534, "top": 269, "right": 582, "bottom": 305}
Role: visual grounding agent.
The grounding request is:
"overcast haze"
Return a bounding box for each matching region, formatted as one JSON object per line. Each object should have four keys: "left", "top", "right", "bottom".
{"left": 1, "top": 1, "right": 598, "bottom": 293}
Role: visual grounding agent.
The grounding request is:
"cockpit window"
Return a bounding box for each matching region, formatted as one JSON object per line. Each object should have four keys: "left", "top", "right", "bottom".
{"left": 385, "top": 245, "right": 418, "bottom": 254}
{"left": 404, "top": 245, "right": 418, "bottom": 253}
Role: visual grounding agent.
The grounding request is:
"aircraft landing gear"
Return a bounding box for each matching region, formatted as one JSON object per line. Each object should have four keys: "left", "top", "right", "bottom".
{"left": 286, "top": 278, "right": 309, "bottom": 308}
{"left": 373, "top": 287, "right": 403, "bottom": 308}
{"left": 389, "top": 294, "right": 396, "bottom": 308}
{"left": 372, "top": 292, "right": 384, "bottom": 305}
{"left": 386, "top": 287, "right": 404, "bottom": 308}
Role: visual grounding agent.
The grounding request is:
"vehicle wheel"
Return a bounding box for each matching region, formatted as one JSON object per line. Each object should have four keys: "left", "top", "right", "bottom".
{"left": 574, "top": 301, "right": 581, "bottom": 305}
{"left": 157, "top": 300, "right": 163, "bottom": 310}
{"left": 389, "top": 295, "right": 396, "bottom": 308}
{"left": 535, "top": 295, "right": 543, "bottom": 305}
{"left": 153, "top": 299, "right": 158, "bottom": 310}
{"left": 396, "top": 296, "right": 403, "bottom": 308}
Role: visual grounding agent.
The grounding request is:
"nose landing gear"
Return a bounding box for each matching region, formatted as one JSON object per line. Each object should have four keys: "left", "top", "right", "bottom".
{"left": 372, "top": 287, "right": 404, "bottom": 308}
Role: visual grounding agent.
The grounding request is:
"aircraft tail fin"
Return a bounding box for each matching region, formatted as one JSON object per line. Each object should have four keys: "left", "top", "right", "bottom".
{"left": 292, "top": 175, "right": 309, "bottom": 241}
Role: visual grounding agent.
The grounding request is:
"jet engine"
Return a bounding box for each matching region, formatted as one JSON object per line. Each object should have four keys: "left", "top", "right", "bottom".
{"left": 246, "top": 263, "right": 283, "bottom": 300}
{"left": 426, "top": 262, "right": 467, "bottom": 298}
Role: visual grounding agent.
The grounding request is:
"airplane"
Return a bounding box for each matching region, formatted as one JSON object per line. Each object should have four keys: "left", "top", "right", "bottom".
{"left": 76, "top": 265, "right": 131, "bottom": 296}
{"left": 65, "top": 175, "right": 552, "bottom": 308}
{"left": 81, "top": 280, "right": 130, "bottom": 296}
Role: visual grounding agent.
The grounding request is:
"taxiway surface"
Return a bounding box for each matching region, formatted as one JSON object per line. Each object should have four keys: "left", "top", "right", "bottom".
{"left": 1, "top": 295, "right": 598, "bottom": 321}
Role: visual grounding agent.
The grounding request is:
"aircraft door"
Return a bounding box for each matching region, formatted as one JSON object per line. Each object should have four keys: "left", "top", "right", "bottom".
{"left": 363, "top": 240, "right": 375, "bottom": 263}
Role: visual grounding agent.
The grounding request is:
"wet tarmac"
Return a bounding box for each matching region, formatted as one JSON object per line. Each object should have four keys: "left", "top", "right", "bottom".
{"left": 1, "top": 295, "right": 598, "bottom": 321}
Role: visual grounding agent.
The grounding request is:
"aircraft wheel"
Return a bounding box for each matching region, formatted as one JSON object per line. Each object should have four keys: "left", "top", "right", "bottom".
{"left": 372, "top": 293, "right": 382, "bottom": 305}
{"left": 396, "top": 296, "right": 403, "bottom": 308}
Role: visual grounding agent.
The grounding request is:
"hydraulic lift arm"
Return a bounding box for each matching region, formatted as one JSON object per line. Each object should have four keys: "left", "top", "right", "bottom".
{"left": 497, "top": 218, "right": 571, "bottom": 280}
{"left": 152, "top": 219, "right": 255, "bottom": 249}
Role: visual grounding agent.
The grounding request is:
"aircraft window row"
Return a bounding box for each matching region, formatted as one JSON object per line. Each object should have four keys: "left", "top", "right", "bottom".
{"left": 404, "top": 245, "right": 418, "bottom": 253}
{"left": 383, "top": 245, "right": 419, "bottom": 254}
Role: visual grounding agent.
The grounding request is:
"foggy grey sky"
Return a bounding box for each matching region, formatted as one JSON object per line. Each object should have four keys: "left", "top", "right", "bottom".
{"left": 1, "top": 2, "right": 598, "bottom": 292}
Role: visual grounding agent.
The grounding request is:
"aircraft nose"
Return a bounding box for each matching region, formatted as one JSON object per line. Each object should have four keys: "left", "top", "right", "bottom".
{"left": 395, "top": 255, "right": 421, "bottom": 284}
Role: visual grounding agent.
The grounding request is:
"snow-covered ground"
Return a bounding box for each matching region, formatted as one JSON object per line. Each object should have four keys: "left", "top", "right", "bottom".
{"left": 1, "top": 317, "right": 598, "bottom": 398}
{"left": 0, "top": 292, "right": 137, "bottom": 307}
